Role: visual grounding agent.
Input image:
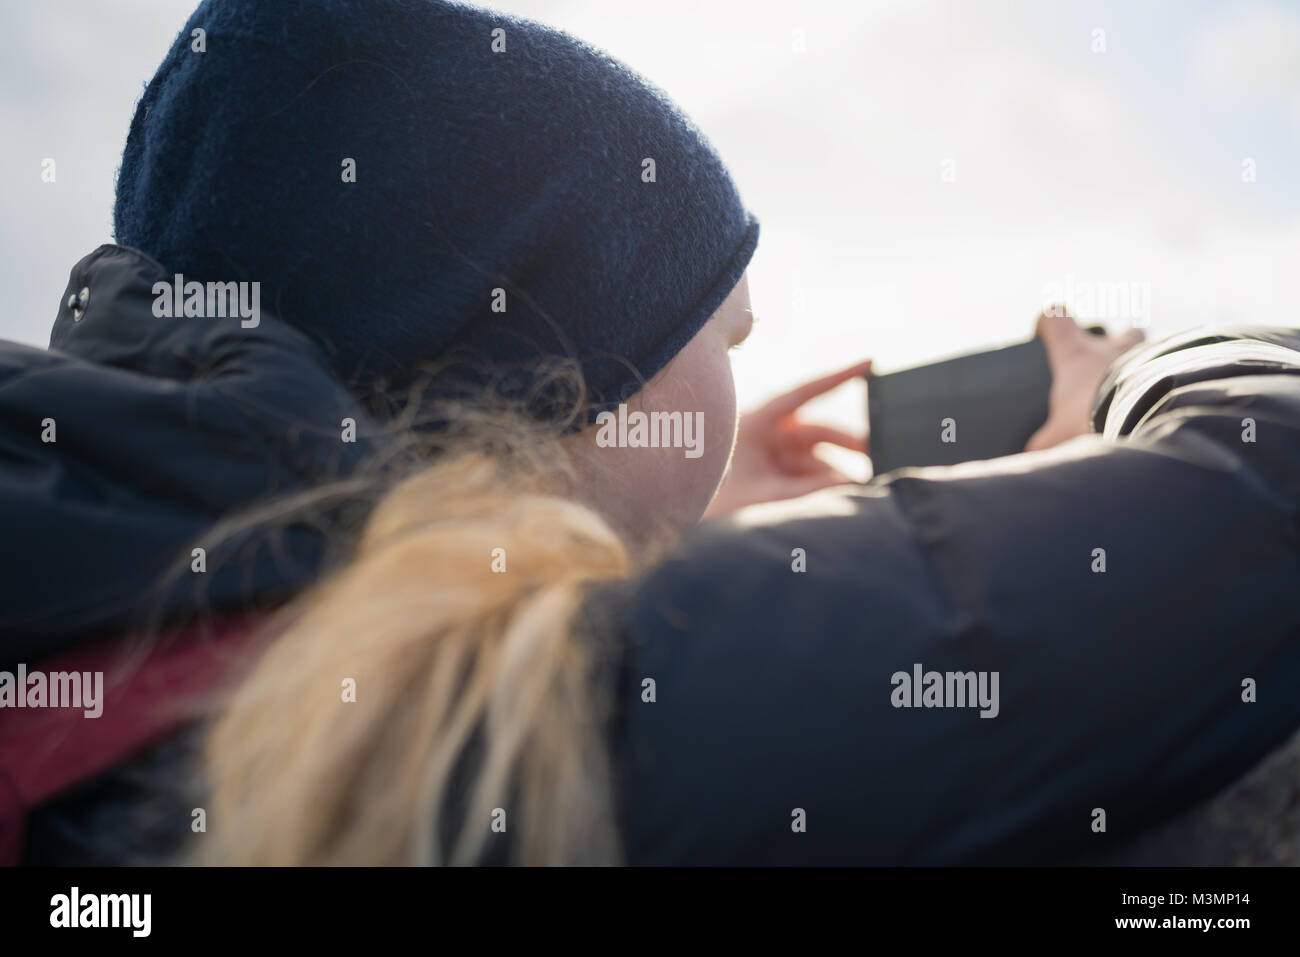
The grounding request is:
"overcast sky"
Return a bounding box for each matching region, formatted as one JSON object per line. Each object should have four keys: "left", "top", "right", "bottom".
{"left": 3, "top": 0, "right": 1297, "bottom": 442}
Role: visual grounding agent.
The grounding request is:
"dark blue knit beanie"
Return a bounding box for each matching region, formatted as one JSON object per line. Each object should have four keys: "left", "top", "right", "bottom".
{"left": 113, "top": 0, "right": 758, "bottom": 416}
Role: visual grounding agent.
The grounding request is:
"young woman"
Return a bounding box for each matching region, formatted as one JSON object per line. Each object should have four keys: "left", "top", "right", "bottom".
{"left": 4, "top": 0, "right": 1300, "bottom": 866}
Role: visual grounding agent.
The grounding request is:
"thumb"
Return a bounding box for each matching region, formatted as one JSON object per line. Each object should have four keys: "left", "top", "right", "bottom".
{"left": 1034, "top": 306, "right": 1084, "bottom": 349}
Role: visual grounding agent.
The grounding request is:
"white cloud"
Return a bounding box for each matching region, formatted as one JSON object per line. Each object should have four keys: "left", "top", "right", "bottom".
{"left": 1196, "top": 4, "right": 1300, "bottom": 124}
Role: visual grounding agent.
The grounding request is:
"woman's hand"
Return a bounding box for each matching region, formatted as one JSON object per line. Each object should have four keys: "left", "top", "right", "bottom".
{"left": 1025, "top": 309, "right": 1145, "bottom": 452}
{"left": 704, "top": 360, "right": 870, "bottom": 517}
{"left": 705, "top": 309, "right": 1140, "bottom": 517}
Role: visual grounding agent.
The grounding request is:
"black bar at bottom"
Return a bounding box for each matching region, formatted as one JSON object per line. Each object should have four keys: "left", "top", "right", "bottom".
{"left": 0, "top": 866, "right": 1285, "bottom": 943}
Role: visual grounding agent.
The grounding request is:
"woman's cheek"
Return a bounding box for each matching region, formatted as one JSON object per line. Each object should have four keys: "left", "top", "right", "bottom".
{"left": 690, "top": 349, "right": 738, "bottom": 505}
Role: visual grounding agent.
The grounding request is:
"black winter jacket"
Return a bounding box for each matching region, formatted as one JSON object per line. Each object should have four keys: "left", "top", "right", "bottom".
{"left": 7, "top": 245, "right": 1300, "bottom": 864}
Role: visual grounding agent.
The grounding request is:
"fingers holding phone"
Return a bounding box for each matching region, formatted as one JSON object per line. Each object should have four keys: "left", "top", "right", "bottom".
{"left": 1026, "top": 308, "right": 1145, "bottom": 452}
{"left": 865, "top": 308, "right": 1145, "bottom": 474}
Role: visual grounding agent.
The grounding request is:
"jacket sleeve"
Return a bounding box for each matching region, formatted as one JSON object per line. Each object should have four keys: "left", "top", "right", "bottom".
{"left": 612, "top": 325, "right": 1300, "bottom": 864}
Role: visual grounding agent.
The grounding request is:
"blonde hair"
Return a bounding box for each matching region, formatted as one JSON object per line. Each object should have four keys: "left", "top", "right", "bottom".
{"left": 197, "top": 414, "right": 633, "bottom": 865}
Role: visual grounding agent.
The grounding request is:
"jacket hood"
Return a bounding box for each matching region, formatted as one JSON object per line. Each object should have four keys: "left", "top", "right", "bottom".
{"left": 0, "top": 245, "right": 386, "bottom": 665}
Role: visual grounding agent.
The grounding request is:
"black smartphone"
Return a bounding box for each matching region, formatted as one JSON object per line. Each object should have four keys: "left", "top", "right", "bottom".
{"left": 866, "top": 337, "right": 1055, "bottom": 475}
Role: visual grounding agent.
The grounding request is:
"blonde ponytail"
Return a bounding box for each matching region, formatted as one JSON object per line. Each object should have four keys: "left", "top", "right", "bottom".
{"left": 199, "top": 431, "right": 630, "bottom": 865}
